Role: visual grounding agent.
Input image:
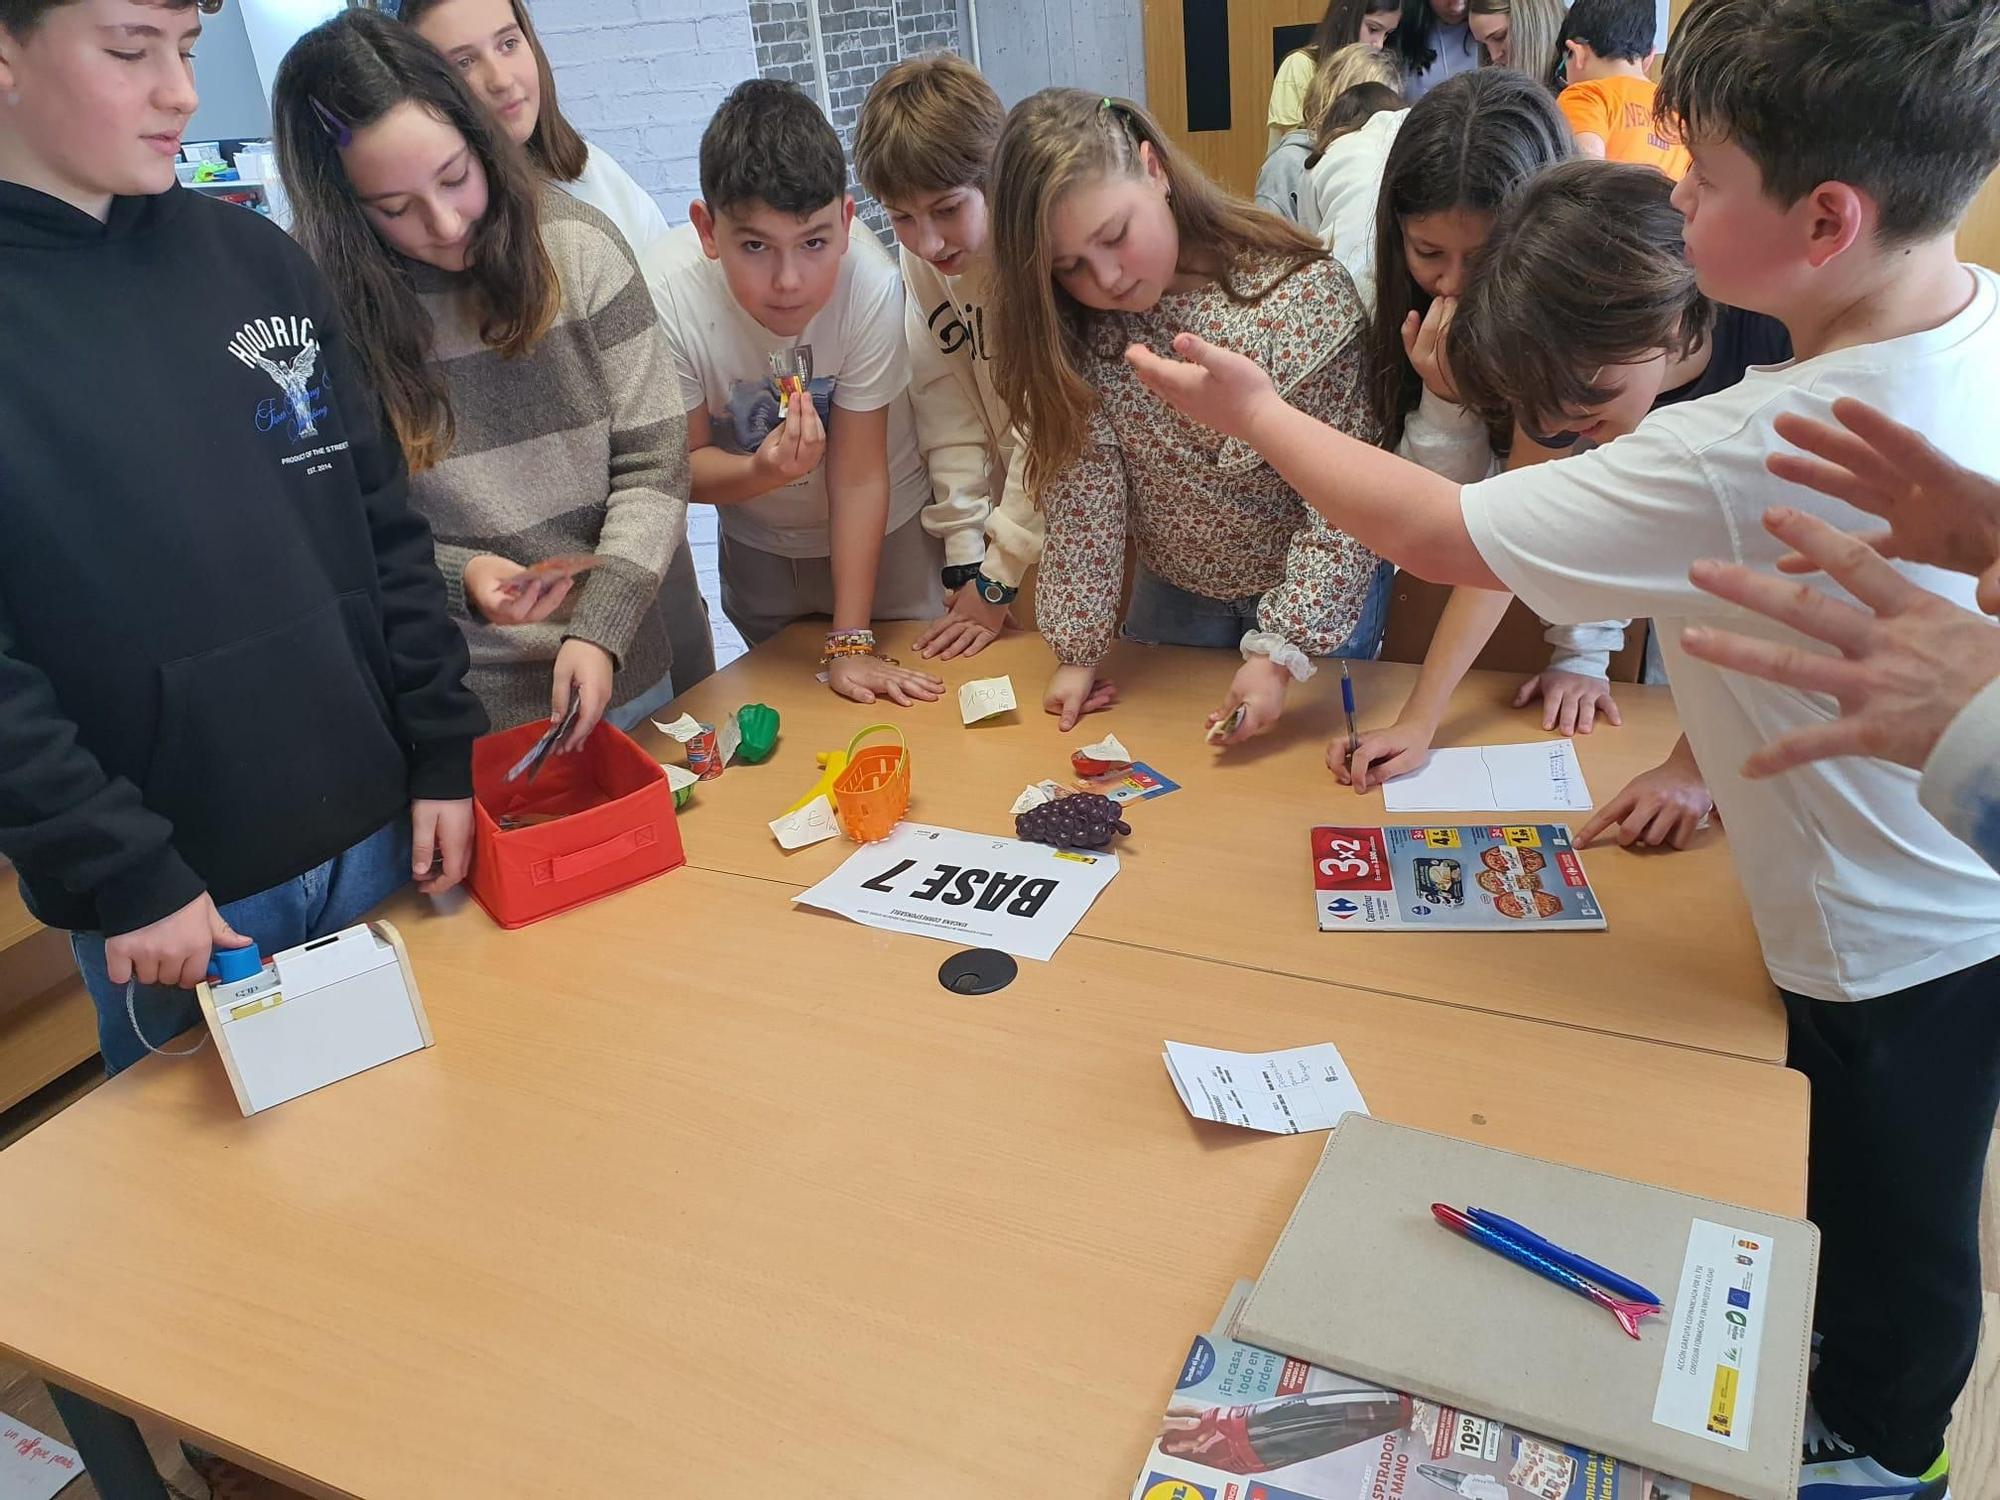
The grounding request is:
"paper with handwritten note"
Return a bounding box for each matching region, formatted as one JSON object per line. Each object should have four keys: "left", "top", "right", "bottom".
{"left": 770, "top": 795, "right": 840, "bottom": 850}
{"left": 0, "top": 1418, "right": 80, "bottom": 1500}
{"left": 1163, "top": 1040, "right": 1369, "bottom": 1135}
{"left": 958, "top": 675, "right": 1018, "bottom": 725}
{"left": 1380, "top": 739, "right": 1594, "bottom": 813}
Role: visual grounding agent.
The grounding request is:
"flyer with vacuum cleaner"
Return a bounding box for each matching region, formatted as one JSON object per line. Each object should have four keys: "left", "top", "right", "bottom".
{"left": 1311, "top": 825, "right": 1606, "bottom": 933}
{"left": 1133, "top": 1283, "right": 1685, "bottom": 1500}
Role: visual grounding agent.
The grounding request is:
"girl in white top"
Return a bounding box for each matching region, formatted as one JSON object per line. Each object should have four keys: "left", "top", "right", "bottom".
{"left": 855, "top": 54, "right": 1043, "bottom": 662}
{"left": 1336, "top": 70, "right": 1639, "bottom": 772}
{"left": 405, "top": 0, "right": 716, "bottom": 694}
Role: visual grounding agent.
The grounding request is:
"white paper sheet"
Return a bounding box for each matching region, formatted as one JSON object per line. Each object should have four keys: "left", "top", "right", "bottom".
{"left": 1380, "top": 739, "right": 1594, "bottom": 813}
{"left": 769, "top": 794, "right": 840, "bottom": 850}
{"left": 958, "top": 675, "right": 1018, "bottom": 724}
{"left": 0, "top": 1418, "right": 80, "bottom": 1500}
{"left": 793, "top": 823, "right": 1119, "bottom": 961}
{"left": 663, "top": 764, "right": 699, "bottom": 795}
{"left": 1162, "top": 1040, "right": 1369, "bottom": 1134}
{"left": 1076, "top": 731, "right": 1132, "bottom": 765}
{"left": 1011, "top": 780, "right": 1068, "bottom": 814}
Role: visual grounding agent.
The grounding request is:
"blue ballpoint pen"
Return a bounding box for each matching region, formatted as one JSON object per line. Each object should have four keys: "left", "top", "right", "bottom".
{"left": 1431, "top": 1204, "right": 1660, "bottom": 1339}
{"left": 1340, "top": 660, "right": 1359, "bottom": 769}
{"left": 1466, "top": 1207, "right": 1663, "bottom": 1308}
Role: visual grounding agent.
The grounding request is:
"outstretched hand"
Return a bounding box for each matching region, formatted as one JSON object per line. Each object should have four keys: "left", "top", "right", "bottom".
{"left": 1683, "top": 506, "right": 2000, "bottom": 775}
{"left": 1124, "top": 333, "right": 1282, "bottom": 443}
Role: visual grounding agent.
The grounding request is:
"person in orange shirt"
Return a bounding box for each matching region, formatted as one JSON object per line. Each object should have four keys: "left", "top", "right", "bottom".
{"left": 1554, "top": 0, "right": 1690, "bottom": 179}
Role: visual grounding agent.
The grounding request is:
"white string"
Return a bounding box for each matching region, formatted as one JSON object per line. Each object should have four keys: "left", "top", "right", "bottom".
{"left": 125, "top": 977, "right": 209, "bottom": 1057}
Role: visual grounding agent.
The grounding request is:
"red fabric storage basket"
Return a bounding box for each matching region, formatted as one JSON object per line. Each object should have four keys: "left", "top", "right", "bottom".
{"left": 467, "top": 720, "right": 684, "bottom": 928}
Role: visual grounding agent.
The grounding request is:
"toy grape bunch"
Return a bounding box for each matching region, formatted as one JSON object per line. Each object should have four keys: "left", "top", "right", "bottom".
{"left": 1015, "top": 792, "right": 1131, "bottom": 851}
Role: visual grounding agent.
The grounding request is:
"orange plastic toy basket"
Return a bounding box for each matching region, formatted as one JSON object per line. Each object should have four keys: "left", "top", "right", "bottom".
{"left": 832, "top": 723, "right": 911, "bottom": 843}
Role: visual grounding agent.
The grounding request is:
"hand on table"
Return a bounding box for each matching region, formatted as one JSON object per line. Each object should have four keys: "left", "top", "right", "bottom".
{"left": 828, "top": 652, "right": 944, "bottom": 706}
{"left": 412, "top": 798, "right": 475, "bottom": 894}
{"left": 551, "top": 638, "right": 614, "bottom": 750}
{"left": 1124, "top": 333, "right": 1284, "bottom": 444}
{"left": 752, "top": 387, "right": 827, "bottom": 487}
{"left": 464, "top": 553, "right": 573, "bottom": 625}
{"left": 1043, "top": 664, "right": 1119, "bottom": 730}
{"left": 1206, "top": 656, "right": 1291, "bottom": 746}
{"left": 1683, "top": 506, "right": 2000, "bottom": 774}
{"left": 914, "top": 586, "right": 1011, "bottom": 660}
{"left": 1401, "top": 294, "right": 1461, "bottom": 403}
{"left": 1577, "top": 753, "right": 1713, "bottom": 850}
{"left": 104, "top": 892, "right": 250, "bottom": 989}
{"left": 1514, "top": 669, "right": 1622, "bottom": 735}
{"left": 1333, "top": 717, "right": 1436, "bottom": 790}
{"left": 1768, "top": 397, "right": 2000, "bottom": 613}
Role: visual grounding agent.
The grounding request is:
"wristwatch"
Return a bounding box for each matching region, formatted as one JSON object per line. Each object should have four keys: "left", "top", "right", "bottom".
{"left": 977, "top": 573, "right": 1019, "bottom": 606}
{"left": 940, "top": 563, "right": 981, "bottom": 592}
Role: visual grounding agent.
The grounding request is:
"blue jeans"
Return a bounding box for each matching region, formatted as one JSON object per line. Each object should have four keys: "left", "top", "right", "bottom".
{"left": 70, "top": 817, "right": 413, "bottom": 1077}
{"left": 1122, "top": 560, "right": 1396, "bottom": 659}
{"left": 606, "top": 669, "right": 679, "bottom": 733}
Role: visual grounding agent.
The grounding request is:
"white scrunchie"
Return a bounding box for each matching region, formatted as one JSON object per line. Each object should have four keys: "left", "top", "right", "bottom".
{"left": 1240, "top": 629, "right": 1317, "bottom": 683}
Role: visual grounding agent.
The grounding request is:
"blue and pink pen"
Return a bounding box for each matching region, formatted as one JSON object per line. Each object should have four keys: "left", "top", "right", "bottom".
{"left": 1430, "top": 1204, "right": 1664, "bottom": 1339}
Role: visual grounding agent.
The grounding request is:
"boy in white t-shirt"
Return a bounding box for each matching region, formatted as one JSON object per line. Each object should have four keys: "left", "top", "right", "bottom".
{"left": 1128, "top": 1, "right": 2000, "bottom": 1493}
{"left": 660, "top": 79, "right": 944, "bottom": 705}
{"left": 855, "top": 53, "right": 1044, "bottom": 662}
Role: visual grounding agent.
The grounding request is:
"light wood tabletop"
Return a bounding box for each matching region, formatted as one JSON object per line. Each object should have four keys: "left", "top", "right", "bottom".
{"left": 0, "top": 866, "right": 1805, "bottom": 1500}
{"left": 654, "top": 623, "right": 1784, "bottom": 1062}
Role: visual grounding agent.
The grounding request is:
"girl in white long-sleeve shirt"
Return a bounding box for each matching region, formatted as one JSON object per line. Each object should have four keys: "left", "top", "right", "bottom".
{"left": 855, "top": 54, "right": 1044, "bottom": 663}
{"left": 1336, "top": 70, "right": 1636, "bottom": 776}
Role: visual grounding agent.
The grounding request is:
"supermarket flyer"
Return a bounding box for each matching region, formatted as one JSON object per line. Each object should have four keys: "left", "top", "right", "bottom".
{"left": 1132, "top": 1284, "right": 1685, "bottom": 1500}
{"left": 1311, "top": 825, "right": 1606, "bottom": 933}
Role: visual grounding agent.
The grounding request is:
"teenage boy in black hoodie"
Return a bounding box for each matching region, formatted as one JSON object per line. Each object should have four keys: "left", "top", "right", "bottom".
{"left": 1, "top": 0, "right": 486, "bottom": 1489}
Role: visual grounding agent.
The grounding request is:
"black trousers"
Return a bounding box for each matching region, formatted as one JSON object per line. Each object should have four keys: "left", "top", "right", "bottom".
{"left": 1786, "top": 950, "right": 2000, "bottom": 1474}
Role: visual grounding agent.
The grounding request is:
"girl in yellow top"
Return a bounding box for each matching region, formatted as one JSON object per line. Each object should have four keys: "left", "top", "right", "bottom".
{"left": 1268, "top": 0, "right": 1402, "bottom": 147}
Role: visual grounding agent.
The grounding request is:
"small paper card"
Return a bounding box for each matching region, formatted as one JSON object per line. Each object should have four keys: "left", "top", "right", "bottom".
{"left": 770, "top": 794, "right": 840, "bottom": 850}
{"left": 1077, "top": 762, "right": 1180, "bottom": 804}
{"left": 0, "top": 1417, "right": 81, "bottom": 1500}
{"left": 958, "top": 675, "right": 1018, "bottom": 725}
{"left": 1380, "top": 739, "right": 1594, "bottom": 813}
{"left": 1162, "top": 1039, "right": 1369, "bottom": 1135}
{"left": 1011, "top": 780, "right": 1068, "bottom": 814}
{"left": 652, "top": 713, "right": 702, "bottom": 744}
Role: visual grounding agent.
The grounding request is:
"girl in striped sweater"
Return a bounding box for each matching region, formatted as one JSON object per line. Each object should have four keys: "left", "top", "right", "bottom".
{"left": 274, "top": 10, "right": 692, "bottom": 746}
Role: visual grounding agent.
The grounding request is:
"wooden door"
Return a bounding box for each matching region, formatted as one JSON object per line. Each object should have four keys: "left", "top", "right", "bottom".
{"left": 1142, "top": 0, "right": 1327, "bottom": 197}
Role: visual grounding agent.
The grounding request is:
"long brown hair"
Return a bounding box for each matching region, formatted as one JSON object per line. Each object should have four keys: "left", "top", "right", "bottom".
{"left": 1468, "top": 0, "right": 1566, "bottom": 91}
{"left": 273, "top": 9, "right": 560, "bottom": 471}
{"left": 990, "top": 89, "right": 1327, "bottom": 494}
{"left": 1365, "top": 68, "right": 1571, "bottom": 449}
{"left": 397, "top": 0, "right": 589, "bottom": 181}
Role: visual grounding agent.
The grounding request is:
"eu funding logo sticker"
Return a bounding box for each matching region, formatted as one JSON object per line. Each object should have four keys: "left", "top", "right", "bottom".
{"left": 1651, "top": 1218, "right": 1772, "bottom": 1450}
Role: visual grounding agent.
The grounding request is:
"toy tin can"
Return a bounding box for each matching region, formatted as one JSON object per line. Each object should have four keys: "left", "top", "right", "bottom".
{"left": 685, "top": 722, "right": 725, "bottom": 780}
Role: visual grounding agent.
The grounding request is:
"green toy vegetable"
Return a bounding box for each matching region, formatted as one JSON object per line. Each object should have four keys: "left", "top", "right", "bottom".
{"left": 735, "top": 703, "right": 780, "bottom": 764}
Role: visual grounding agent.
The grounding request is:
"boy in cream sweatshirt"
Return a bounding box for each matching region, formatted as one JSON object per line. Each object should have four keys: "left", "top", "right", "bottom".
{"left": 857, "top": 54, "right": 1043, "bottom": 661}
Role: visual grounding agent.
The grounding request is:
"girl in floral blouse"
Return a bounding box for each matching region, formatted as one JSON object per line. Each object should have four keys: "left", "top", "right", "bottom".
{"left": 990, "top": 89, "right": 1388, "bottom": 744}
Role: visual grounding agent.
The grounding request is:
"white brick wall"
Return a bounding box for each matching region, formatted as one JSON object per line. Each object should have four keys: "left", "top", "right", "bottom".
{"left": 531, "top": 0, "right": 759, "bottom": 224}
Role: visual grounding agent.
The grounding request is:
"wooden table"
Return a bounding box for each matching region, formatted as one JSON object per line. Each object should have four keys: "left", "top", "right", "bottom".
{"left": 660, "top": 623, "right": 1783, "bottom": 1061}
{"left": 0, "top": 866, "right": 1806, "bottom": 1500}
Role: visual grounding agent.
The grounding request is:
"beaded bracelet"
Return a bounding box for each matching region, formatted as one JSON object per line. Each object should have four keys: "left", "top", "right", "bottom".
{"left": 821, "top": 628, "right": 897, "bottom": 669}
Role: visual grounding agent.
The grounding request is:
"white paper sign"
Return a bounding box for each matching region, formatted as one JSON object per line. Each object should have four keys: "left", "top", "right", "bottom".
{"left": 793, "top": 823, "right": 1119, "bottom": 961}
{"left": 0, "top": 1418, "right": 81, "bottom": 1500}
{"left": 958, "top": 675, "right": 1018, "bottom": 724}
{"left": 652, "top": 713, "right": 702, "bottom": 743}
{"left": 663, "top": 764, "right": 699, "bottom": 795}
{"left": 769, "top": 794, "right": 840, "bottom": 850}
{"left": 1162, "top": 1040, "right": 1369, "bottom": 1134}
{"left": 1011, "top": 780, "right": 1067, "bottom": 814}
{"left": 1381, "top": 739, "right": 1594, "bottom": 812}
{"left": 1651, "top": 1217, "right": 1773, "bottom": 1450}
{"left": 1076, "top": 731, "right": 1132, "bottom": 765}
